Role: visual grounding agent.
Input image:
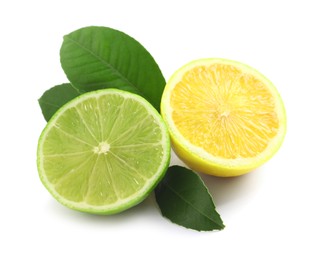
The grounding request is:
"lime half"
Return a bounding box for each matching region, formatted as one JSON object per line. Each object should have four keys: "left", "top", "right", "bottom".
{"left": 37, "top": 89, "right": 170, "bottom": 214}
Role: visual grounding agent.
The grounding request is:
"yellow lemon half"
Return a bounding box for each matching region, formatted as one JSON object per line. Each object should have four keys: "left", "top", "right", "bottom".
{"left": 161, "top": 58, "right": 286, "bottom": 177}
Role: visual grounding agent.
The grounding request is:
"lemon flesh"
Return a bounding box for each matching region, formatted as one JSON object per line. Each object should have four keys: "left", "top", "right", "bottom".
{"left": 161, "top": 58, "right": 286, "bottom": 177}
{"left": 37, "top": 89, "right": 170, "bottom": 214}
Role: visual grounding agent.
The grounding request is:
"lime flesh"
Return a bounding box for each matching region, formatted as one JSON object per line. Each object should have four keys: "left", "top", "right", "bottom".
{"left": 37, "top": 89, "right": 170, "bottom": 214}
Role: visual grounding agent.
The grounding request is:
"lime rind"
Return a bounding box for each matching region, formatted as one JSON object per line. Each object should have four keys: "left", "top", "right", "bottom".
{"left": 37, "top": 89, "right": 170, "bottom": 214}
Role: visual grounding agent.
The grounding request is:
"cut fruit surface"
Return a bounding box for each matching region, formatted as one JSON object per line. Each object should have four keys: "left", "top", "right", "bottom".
{"left": 37, "top": 89, "right": 170, "bottom": 214}
{"left": 161, "top": 58, "right": 286, "bottom": 177}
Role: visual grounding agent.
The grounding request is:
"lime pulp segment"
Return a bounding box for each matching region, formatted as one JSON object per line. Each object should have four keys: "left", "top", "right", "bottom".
{"left": 37, "top": 89, "right": 170, "bottom": 214}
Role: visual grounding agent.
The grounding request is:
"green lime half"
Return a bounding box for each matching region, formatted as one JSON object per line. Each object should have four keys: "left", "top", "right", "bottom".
{"left": 37, "top": 89, "right": 170, "bottom": 214}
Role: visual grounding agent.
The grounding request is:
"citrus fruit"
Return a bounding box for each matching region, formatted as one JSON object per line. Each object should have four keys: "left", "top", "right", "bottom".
{"left": 161, "top": 58, "right": 286, "bottom": 177}
{"left": 37, "top": 89, "right": 170, "bottom": 214}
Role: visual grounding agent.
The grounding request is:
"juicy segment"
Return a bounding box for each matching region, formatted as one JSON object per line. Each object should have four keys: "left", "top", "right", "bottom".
{"left": 38, "top": 90, "right": 169, "bottom": 212}
{"left": 171, "top": 64, "right": 279, "bottom": 159}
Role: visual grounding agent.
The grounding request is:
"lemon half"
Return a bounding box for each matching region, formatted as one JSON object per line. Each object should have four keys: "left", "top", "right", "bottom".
{"left": 161, "top": 58, "right": 286, "bottom": 177}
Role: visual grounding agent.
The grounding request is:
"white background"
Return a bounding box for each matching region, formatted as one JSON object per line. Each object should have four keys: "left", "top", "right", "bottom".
{"left": 1, "top": 0, "right": 315, "bottom": 259}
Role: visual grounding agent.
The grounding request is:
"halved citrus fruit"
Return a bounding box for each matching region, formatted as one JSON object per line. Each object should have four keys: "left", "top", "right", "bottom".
{"left": 37, "top": 89, "right": 170, "bottom": 214}
{"left": 161, "top": 58, "right": 286, "bottom": 177}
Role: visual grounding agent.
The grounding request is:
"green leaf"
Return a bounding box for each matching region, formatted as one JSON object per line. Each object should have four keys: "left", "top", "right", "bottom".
{"left": 60, "top": 26, "right": 166, "bottom": 111}
{"left": 38, "top": 83, "right": 81, "bottom": 121}
{"left": 155, "top": 166, "right": 225, "bottom": 231}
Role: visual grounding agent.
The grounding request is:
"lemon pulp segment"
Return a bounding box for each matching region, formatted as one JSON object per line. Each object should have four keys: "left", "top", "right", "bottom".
{"left": 171, "top": 63, "right": 279, "bottom": 159}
